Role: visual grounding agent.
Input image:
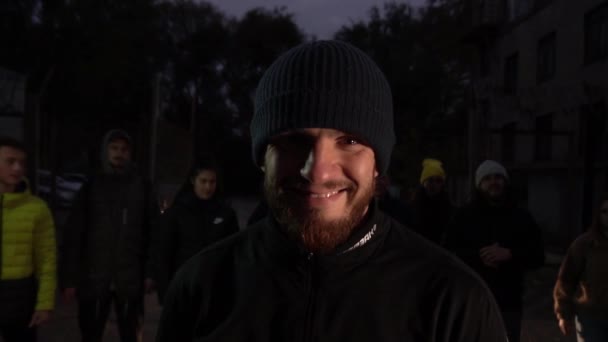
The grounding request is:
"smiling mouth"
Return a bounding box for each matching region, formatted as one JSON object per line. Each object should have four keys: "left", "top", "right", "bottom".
{"left": 309, "top": 190, "right": 342, "bottom": 198}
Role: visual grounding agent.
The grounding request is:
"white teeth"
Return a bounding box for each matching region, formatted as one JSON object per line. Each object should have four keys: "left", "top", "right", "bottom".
{"left": 310, "top": 190, "right": 340, "bottom": 198}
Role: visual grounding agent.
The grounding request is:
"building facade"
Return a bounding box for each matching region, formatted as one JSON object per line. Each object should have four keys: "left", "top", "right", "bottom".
{"left": 467, "top": 0, "right": 608, "bottom": 248}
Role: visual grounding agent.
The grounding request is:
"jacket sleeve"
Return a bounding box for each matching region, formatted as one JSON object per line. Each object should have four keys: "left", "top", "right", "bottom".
{"left": 33, "top": 201, "right": 57, "bottom": 311}
{"left": 508, "top": 210, "right": 545, "bottom": 270}
{"left": 156, "top": 207, "right": 179, "bottom": 304}
{"left": 60, "top": 181, "right": 89, "bottom": 289}
{"left": 156, "top": 264, "right": 201, "bottom": 341}
{"left": 553, "top": 235, "right": 586, "bottom": 322}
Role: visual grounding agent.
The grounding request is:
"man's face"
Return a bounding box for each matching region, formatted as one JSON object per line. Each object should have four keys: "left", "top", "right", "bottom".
{"left": 263, "top": 128, "right": 378, "bottom": 255}
{"left": 107, "top": 138, "right": 131, "bottom": 169}
{"left": 423, "top": 176, "right": 445, "bottom": 197}
{"left": 0, "top": 146, "right": 26, "bottom": 190}
{"left": 192, "top": 169, "right": 217, "bottom": 200}
{"left": 479, "top": 174, "right": 506, "bottom": 200}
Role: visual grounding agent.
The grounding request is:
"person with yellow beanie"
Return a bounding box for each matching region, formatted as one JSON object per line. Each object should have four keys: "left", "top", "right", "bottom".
{"left": 420, "top": 158, "right": 446, "bottom": 197}
{"left": 409, "top": 158, "right": 453, "bottom": 245}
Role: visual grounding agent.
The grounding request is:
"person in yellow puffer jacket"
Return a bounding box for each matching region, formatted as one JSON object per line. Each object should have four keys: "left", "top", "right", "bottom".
{"left": 0, "top": 137, "right": 57, "bottom": 342}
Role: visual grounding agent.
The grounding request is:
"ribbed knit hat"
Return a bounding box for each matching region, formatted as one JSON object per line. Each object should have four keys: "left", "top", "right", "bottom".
{"left": 475, "top": 160, "right": 509, "bottom": 188}
{"left": 251, "top": 40, "right": 395, "bottom": 175}
{"left": 420, "top": 158, "right": 446, "bottom": 185}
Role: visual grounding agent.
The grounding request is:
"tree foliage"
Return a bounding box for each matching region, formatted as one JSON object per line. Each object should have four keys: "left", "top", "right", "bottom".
{"left": 335, "top": 0, "right": 472, "bottom": 188}
{"left": 2, "top": 0, "right": 472, "bottom": 193}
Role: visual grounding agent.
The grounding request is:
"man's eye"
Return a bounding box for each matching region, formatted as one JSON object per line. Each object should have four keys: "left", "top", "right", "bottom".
{"left": 341, "top": 137, "right": 360, "bottom": 145}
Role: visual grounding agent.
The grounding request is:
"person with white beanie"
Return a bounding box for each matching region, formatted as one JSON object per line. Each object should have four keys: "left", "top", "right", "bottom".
{"left": 445, "top": 159, "right": 545, "bottom": 342}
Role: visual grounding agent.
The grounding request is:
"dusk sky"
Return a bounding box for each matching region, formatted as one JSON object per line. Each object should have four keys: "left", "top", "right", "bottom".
{"left": 204, "top": 0, "right": 427, "bottom": 39}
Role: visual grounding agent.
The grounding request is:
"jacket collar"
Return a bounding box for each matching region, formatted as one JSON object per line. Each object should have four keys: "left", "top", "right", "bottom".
{"left": 261, "top": 200, "right": 390, "bottom": 269}
{"left": 1, "top": 180, "right": 31, "bottom": 208}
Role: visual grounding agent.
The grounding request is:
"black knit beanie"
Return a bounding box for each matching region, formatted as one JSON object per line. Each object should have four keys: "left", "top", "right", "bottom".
{"left": 251, "top": 40, "right": 395, "bottom": 175}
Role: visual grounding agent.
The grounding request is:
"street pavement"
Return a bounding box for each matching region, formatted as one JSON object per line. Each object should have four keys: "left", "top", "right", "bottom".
{"left": 10, "top": 196, "right": 577, "bottom": 342}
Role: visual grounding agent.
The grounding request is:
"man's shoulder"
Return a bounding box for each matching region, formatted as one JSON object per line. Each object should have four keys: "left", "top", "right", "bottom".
{"left": 570, "top": 231, "right": 596, "bottom": 250}
{"left": 19, "top": 193, "right": 52, "bottom": 213}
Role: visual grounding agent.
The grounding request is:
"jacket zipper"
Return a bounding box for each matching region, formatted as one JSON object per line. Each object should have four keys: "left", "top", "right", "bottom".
{"left": 302, "top": 252, "right": 317, "bottom": 342}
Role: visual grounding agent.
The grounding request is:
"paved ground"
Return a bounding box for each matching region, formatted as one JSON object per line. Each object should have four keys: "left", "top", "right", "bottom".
{"left": 6, "top": 196, "right": 577, "bottom": 341}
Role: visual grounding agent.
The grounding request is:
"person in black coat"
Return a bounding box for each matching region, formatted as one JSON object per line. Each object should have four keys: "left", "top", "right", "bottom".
{"left": 156, "top": 40, "right": 508, "bottom": 342}
{"left": 408, "top": 158, "right": 454, "bottom": 245}
{"left": 61, "top": 129, "right": 157, "bottom": 342}
{"left": 444, "top": 160, "right": 545, "bottom": 342}
{"left": 155, "top": 159, "right": 239, "bottom": 303}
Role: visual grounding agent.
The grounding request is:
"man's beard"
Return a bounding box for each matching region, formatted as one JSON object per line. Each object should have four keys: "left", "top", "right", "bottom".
{"left": 481, "top": 187, "right": 505, "bottom": 205}
{"left": 265, "top": 175, "right": 375, "bottom": 255}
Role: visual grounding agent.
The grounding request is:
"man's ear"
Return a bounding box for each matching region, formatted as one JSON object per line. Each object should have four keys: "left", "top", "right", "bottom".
{"left": 260, "top": 165, "right": 266, "bottom": 172}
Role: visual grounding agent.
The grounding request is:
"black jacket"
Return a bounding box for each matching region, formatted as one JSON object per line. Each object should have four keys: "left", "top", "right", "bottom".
{"left": 61, "top": 172, "right": 157, "bottom": 298}
{"left": 408, "top": 188, "right": 454, "bottom": 245}
{"left": 156, "top": 191, "right": 239, "bottom": 301}
{"left": 444, "top": 196, "right": 545, "bottom": 311}
{"left": 156, "top": 204, "right": 507, "bottom": 342}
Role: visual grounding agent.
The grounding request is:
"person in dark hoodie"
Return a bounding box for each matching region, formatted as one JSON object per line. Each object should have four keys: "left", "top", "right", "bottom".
{"left": 554, "top": 194, "right": 608, "bottom": 341}
{"left": 61, "top": 129, "right": 157, "bottom": 342}
{"left": 408, "top": 158, "right": 454, "bottom": 245}
{"left": 0, "top": 137, "right": 56, "bottom": 342}
{"left": 155, "top": 159, "right": 239, "bottom": 303}
{"left": 156, "top": 40, "right": 507, "bottom": 342}
{"left": 444, "top": 159, "right": 545, "bottom": 342}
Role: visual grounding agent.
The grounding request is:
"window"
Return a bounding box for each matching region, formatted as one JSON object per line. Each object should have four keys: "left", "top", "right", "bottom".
{"left": 504, "top": 53, "right": 518, "bottom": 94}
{"left": 537, "top": 32, "right": 556, "bottom": 83}
{"left": 507, "top": 0, "right": 535, "bottom": 21}
{"left": 501, "top": 122, "right": 516, "bottom": 162}
{"left": 585, "top": 3, "right": 608, "bottom": 64}
{"left": 535, "top": 114, "right": 553, "bottom": 161}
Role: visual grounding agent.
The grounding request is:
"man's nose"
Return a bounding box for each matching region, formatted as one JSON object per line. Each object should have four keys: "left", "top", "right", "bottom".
{"left": 300, "top": 140, "right": 337, "bottom": 183}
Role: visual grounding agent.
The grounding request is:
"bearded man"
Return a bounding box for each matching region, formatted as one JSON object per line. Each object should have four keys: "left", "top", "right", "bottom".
{"left": 156, "top": 40, "right": 508, "bottom": 342}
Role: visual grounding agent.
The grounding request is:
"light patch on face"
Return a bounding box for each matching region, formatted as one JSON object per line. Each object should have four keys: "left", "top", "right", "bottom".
{"left": 107, "top": 139, "right": 131, "bottom": 169}
{"left": 423, "top": 176, "right": 445, "bottom": 197}
{"left": 0, "top": 146, "right": 26, "bottom": 191}
{"left": 263, "top": 128, "right": 377, "bottom": 254}
{"left": 193, "top": 169, "right": 218, "bottom": 200}
{"left": 479, "top": 174, "right": 506, "bottom": 201}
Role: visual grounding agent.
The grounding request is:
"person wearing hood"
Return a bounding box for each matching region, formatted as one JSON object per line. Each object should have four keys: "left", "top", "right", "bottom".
{"left": 155, "top": 159, "right": 239, "bottom": 303}
{"left": 0, "top": 137, "right": 57, "bottom": 342}
{"left": 444, "top": 160, "right": 545, "bottom": 342}
{"left": 60, "top": 129, "right": 157, "bottom": 342}
{"left": 554, "top": 195, "right": 608, "bottom": 341}
{"left": 408, "top": 158, "right": 454, "bottom": 245}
